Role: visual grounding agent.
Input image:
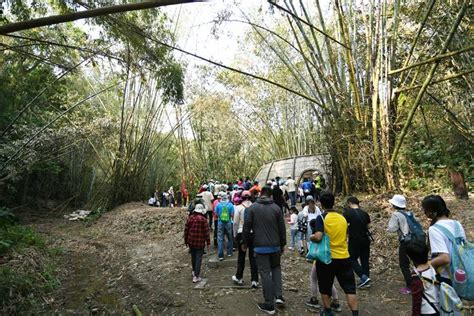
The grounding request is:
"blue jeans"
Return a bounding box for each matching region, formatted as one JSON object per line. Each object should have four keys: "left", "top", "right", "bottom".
{"left": 217, "top": 221, "right": 233, "bottom": 258}
{"left": 290, "top": 229, "right": 299, "bottom": 248}
{"left": 288, "top": 191, "right": 296, "bottom": 207}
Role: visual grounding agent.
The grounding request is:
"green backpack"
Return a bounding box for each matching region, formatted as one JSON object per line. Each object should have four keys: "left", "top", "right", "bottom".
{"left": 220, "top": 203, "right": 230, "bottom": 222}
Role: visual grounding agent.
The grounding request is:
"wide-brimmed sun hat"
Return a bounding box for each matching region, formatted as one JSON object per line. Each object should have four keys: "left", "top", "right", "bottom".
{"left": 194, "top": 204, "right": 206, "bottom": 214}
{"left": 389, "top": 194, "right": 406, "bottom": 209}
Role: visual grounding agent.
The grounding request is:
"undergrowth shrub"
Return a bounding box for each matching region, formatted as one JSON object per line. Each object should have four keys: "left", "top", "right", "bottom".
{"left": 0, "top": 207, "right": 59, "bottom": 313}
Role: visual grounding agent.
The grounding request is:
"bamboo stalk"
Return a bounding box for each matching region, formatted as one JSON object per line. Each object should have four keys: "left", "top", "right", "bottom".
{"left": 390, "top": 0, "right": 470, "bottom": 164}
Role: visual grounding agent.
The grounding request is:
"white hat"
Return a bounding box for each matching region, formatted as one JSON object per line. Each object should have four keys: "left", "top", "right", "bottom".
{"left": 389, "top": 194, "right": 406, "bottom": 209}
{"left": 194, "top": 204, "right": 206, "bottom": 215}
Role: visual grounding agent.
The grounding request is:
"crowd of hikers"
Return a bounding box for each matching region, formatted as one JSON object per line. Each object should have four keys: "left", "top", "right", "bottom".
{"left": 182, "top": 174, "right": 472, "bottom": 315}
{"left": 148, "top": 184, "right": 189, "bottom": 208}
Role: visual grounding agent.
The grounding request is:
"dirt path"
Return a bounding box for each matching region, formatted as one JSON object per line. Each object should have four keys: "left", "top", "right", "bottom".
{"left": 28, "top": 195, "right": 473, "bottom": 315}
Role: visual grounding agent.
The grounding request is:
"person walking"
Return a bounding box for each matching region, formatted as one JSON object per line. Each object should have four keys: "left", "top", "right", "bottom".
{"left": 232, "top": 191, "right": 259, "bottom": 288}
{"left": 168, "top": 186, "right": 175, "bottom": 207}
{"left": 272, "top": 179, "right": 285, "bottom": 213}
{"left": 343, "top": 196, "right": 372, "bottom": 289}
{"left": 311, "top": 192, "right": 359, "bottom": 316}
{"left": 215, "top": 192, "right": 235, "bottom": 260}
{"left": 387, "top": 194, "right": 417, "bottom": 294}
{"left": 200, "top": 186, "right": 215, "bottom": 230}
{"left": 243, "top": 186, "right": 286, "bottom": 315}
{"left": 288, "top": 207, "right": 299, "bottom": 251}
{"left": 212, "top": 195, "right": 221, "bottom": 247}
{"left": 285, "top": 176, "right": 297, "bottom": 207}
{"left": 249, "top": 180, "right": 261, "bottom": 202}
{"left": 422, "top": 195, "right": 467, "bottom": 285}
{"left": 302, "top": 178, "right": 313, "bottom": 203}
{"left": 181, "top": 182, "right": 189, "bottom": 207}
{"left": 313, "top": 173, "right": 323, "bottom": 200}
{"left": 184, "top": 204, "right": 210, "bottom": 283}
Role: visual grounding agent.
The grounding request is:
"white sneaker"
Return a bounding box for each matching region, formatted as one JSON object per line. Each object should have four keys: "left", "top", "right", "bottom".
{"left": 192, "top": 276, "right": 198, "bottom": 283}
{"left": 232, "top": 275, "right": 243, "bottom": 285}
{"left": 251, "top": 281, "right": 259, "bottom": 289}
{"left": 288, "top": 247, "right": 294, "bottom": 250}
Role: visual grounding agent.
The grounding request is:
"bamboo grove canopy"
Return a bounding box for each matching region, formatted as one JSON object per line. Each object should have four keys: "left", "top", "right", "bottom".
{"left": 254, "top": 154, "right": 331, "bottom": 187}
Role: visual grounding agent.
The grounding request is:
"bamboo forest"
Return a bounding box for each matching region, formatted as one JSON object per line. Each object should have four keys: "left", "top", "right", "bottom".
{"left": 0, "top": 1, "right": 473, "bottom": 315}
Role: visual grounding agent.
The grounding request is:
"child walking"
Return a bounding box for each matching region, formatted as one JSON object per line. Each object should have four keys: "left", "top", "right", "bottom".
{"left": 406, "top": 241, "right": 439, "bottom": 316}
{"left": 288, "top": 206, "right": 299, "bottom": 250}
{"left": 184, "top": 204, "right": 210, "bottom": 283}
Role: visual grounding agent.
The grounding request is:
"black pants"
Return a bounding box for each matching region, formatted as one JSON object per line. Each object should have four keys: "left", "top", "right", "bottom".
{"left": 256, "top": 252, "right": 282, "bottom": 308}
{"left": 213, "top": 220, "right": 218, "bottom": 247}
{"left": 399, "top": 241, "right": 411, "bottom": 287}
{"left": 190, "top": 248, "right": 204, "bottom": 277}
{"left": 207, "top": 211, "right": 213, "bottom": 229}
{"left": 235, "top": 233, "right": 258, "bottom": 282}
{"left": 348, "top": 240, "right": 370, "bottom": 278}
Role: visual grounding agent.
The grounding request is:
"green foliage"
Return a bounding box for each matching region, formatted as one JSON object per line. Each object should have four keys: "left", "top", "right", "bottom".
{"left": 0, "top": 211, "right": 58, "bottom": 313}
{"left": 0, "top": 207, "right": 18, "bottom": 227}
{"left": 0, "top": 210, "right": 44, "bottom": 255}
{"left": 0, "top": 260, "right": 59, "bottom": 314}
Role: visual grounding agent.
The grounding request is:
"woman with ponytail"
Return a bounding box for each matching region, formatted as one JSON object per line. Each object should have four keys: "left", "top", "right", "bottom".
{"left": 422, "top": 195, "right": 466, "bottom": 284}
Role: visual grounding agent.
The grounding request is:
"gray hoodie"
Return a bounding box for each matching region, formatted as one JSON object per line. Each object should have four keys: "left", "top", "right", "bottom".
{"left": 242, "top": 196, "right": 286, "bottom": 249}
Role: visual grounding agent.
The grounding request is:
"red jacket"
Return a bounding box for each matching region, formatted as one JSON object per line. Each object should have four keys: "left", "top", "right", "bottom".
{"left": 184, "top": 213, "right": 210, "bottom": 249}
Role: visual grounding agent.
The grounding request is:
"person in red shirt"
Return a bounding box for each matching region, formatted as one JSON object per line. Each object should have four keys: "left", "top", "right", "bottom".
{"left": 181, "top": 182, "right": 189, "bottom": 207}
{"left": 249, "top": 180, "right": 261, "bottom": 202}
{"left": 184, "top": 204, "right": 210, "bottom": 283}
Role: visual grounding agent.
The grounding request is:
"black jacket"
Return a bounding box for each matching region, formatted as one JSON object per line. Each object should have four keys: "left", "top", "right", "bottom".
{"left": 242, "top": 196, "right": 286, "bottom": 249}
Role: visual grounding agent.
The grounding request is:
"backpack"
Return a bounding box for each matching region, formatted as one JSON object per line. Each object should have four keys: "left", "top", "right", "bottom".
{"left": 219, "top": 203, "right": 230, "bottom": 222}
{"left": 302, "top": 182, "right": 312, "bottom": 193}
{"left": 418, "top": 274, "right": 464, "bottom": 316}
{"left": 434, "top": 221, "right": 474, "bottom": 301}
{"left": 398, "top": 211, "right": 426, "bottom": 242}
{"left": 297, "top": 214, "right": 308, "bottom": 233}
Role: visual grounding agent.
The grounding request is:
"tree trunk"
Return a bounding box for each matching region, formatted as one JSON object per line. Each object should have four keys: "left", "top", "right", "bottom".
{"left": 449, "top": 170, "right": 468, "bottom": 200}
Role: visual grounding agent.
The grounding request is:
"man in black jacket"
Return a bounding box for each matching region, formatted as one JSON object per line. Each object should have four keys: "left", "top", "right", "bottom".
{"left": 242, "top": 186, "right": 286, "bottom": 315}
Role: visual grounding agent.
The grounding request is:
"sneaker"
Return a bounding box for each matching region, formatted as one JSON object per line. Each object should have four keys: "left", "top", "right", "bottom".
{"left": 257, "top": 303, "right": 275, "bottom": 315}
{"left": 192, "top": 276, "right": 198, "bottom": 283}
{"left": 357, "top": 275, "right": 371, "bottom": 288}
{"left": 227, "top": 254, "right": 232, "bottom": 257}
{"left": 330, "top": 302, "right": 342, "bottom": 312}
{"left": 288, "top": 246, "right": 294, "bottom": 250}
{"left": 195, "top": 277, "right": 202, "bottom": 283}
{"left": 399, "top": 287, "right": 412, "bottom": 295}
{"left": 232, "top": 275, "right": 243, "bottom": 285}
{"left": 305, "top": 297, "right": 320, "bottom": 309}
{"left": 251, "top": 281, "right": 259, "bottom": 289}
{"left": 320, "top": 309, "right": 334, "bottom": 316}
{"left": 275, "top": 296, "right": 286, "bottom": 306}
{"left": 218, "top": 257, "right": 224, "bottom": 261}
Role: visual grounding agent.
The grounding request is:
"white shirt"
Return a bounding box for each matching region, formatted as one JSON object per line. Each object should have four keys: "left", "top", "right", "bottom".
{"left": 289, "top": 213, "right": 298, "bottom": 230}
{"left": 200, "top": 191, "right": 214, "bottom": 212}
{"left": 416, "top": 266, "right": 439, "bottom": 314}
{"left": 428, "top": 219, "right": 466, "bottom": 278}
{"left": 286, "top": 179, "right": 296, "bottom": 192}
{"left": 233, "top": 201, "right": 252, "bottom": 237}
{"left": 302, "top": 205, "right": 321, "bottom": 218}
{"left": 148, "top": 197, "right": 156, "bottom": 205}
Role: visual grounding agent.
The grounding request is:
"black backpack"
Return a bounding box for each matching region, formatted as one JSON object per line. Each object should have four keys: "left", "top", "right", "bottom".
{"left": 297, "top": 215, "right": 308, "bottom": 233}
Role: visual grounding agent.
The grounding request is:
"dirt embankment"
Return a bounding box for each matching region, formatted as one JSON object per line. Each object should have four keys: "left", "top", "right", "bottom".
{"left": 25, "top": 194, "right": 474, "bottom": 315}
